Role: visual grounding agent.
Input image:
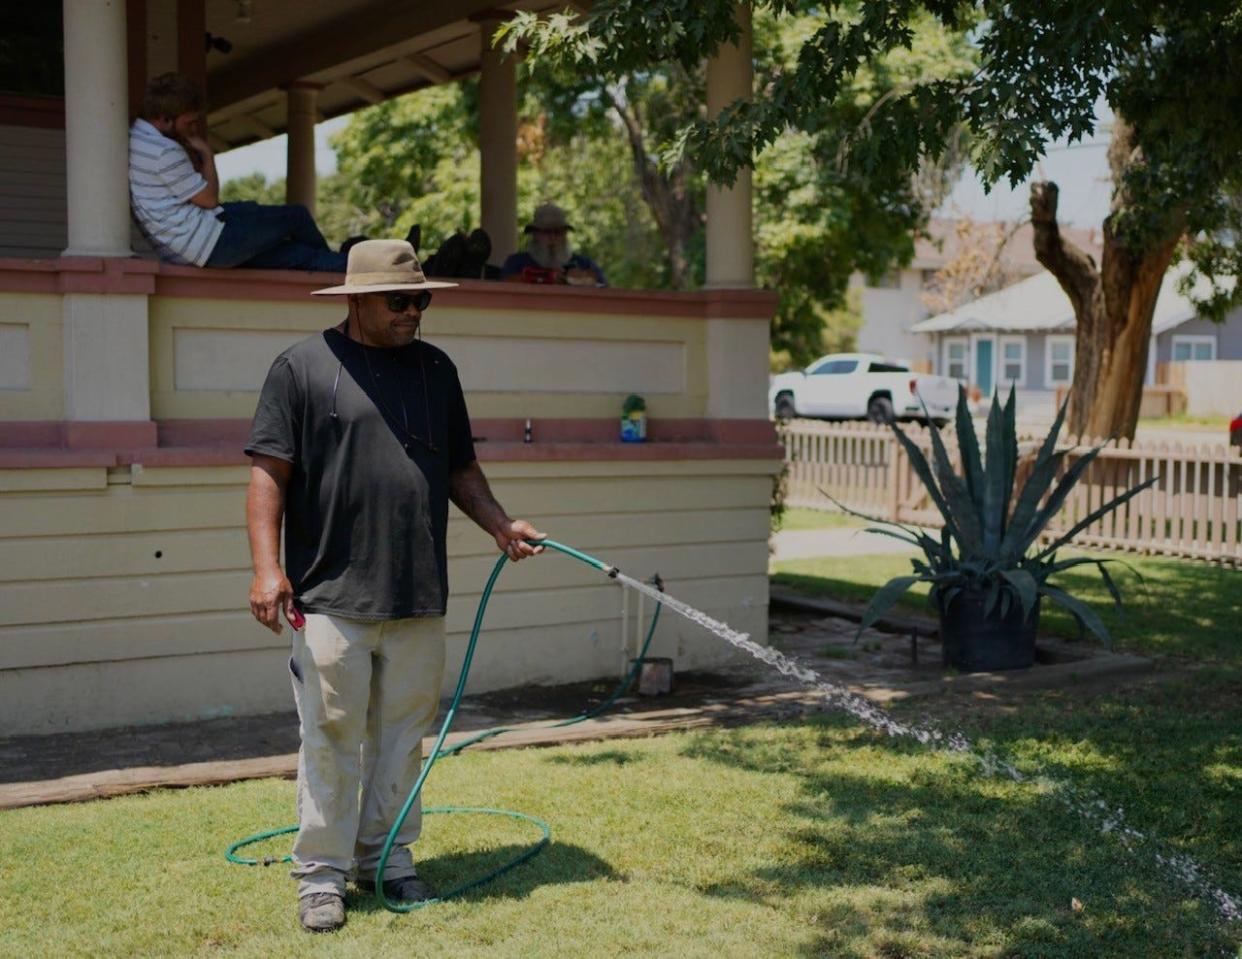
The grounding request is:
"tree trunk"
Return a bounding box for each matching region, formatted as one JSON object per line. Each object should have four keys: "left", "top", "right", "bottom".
{"left": 1029, "top": 119, "right": 1183, "bottom": 441}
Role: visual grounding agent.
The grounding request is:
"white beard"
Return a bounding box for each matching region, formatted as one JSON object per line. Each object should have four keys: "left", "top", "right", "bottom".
{"left": 527, "top": 234, "right": 572, "bottom": 269}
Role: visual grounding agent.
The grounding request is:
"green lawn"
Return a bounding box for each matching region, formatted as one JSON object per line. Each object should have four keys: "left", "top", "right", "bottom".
{"left": 773, "top": 552, "right": 1242, "bottom": 663}
{"left": 774, "top": 506, "right": 868, "bottom": 532}
{"left": 1137, "top": 412, "right": 1233, "bottom": 431}
{"left": 3, "top": 550, "right": 1238, "bottom": 956}
{"left": 3, "top": 695, "right": 1240, "bottom": 958}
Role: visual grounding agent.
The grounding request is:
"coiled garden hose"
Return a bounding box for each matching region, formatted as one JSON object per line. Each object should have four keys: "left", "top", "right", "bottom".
{"left": 226, "top": 539, "right": 662, "bottom": 914}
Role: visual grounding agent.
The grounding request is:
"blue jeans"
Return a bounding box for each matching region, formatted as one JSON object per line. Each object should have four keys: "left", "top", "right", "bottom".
{"left": 205, "top": 201, "right": 346, "bottom": 272}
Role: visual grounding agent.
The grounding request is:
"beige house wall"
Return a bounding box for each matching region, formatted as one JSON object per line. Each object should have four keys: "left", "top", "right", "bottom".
{"left": 0, "top": 458, "right": 771, "bottom": 735}
{"left": 0, "top": 292, "right": 64, "bottom": 420}
{"left": 148, "top": 295, "right": 709, "bottom": 420}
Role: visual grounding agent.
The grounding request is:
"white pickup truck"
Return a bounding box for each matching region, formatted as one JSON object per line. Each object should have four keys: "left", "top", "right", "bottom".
{"left": 769, "top": 352, "right": 959, "bottom": 425}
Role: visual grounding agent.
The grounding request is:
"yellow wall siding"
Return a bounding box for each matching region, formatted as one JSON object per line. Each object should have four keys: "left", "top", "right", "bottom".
{"left": 0, "top": 459, "right": 774, "bottom": 735}
{"left": 0, "top": 292, "right": 64, "bottom": 420}
{"left": 147, "top": 295, "right": 709, "bottom": 420}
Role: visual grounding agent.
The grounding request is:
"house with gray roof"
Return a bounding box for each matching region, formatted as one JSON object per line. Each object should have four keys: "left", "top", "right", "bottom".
{"left": 909, "top": 266, "right": 1242, "bottom": 410}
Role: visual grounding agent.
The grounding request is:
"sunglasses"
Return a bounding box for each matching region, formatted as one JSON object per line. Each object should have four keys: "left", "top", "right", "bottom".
{"left": 384, "top": 291, "right": 433, "bottom": 313}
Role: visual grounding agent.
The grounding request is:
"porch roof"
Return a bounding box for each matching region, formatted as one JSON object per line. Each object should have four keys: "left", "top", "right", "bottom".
{"left": 204, "top": 0, "right": 562, "bottom": 152}
{"left": 910, "top": 265, "right": 1219, "bottom": 336}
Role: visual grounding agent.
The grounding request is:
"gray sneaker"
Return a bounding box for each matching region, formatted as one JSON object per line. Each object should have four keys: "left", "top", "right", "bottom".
{"left": 357, "top": 873, "right": 439, "bottom": 904}
{"left": 299, "top": 892, "right": 345, "bottom": 932}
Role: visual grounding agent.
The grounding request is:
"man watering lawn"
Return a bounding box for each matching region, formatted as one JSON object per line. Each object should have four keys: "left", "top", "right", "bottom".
{"left": 244, "top": 239, "right": 544, "bottom": 933}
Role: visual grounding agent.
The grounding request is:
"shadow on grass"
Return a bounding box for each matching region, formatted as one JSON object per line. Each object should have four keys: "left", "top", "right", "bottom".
{"left": 347, "top": 840, "right": 618, "bottom": 914}
{"left": 679, "top": 710, "right": 1241, "bottom": 958}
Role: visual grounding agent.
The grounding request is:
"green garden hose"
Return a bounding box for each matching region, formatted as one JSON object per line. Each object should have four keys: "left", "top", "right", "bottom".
{"left": 226, "top": 539, "right": 660, "bottom": 914}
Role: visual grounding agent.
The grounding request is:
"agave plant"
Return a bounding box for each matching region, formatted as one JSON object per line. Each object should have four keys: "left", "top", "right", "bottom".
{"left": 842, "top": 387, "right": 1157, "bottom": 647}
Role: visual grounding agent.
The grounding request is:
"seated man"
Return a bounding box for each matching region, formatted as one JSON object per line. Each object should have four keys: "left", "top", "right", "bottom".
{"left": 129, "top": 73, "right": 347, "bottom": 272}
{"left": 500, "top": 203, "right": 607, "bottom": 286}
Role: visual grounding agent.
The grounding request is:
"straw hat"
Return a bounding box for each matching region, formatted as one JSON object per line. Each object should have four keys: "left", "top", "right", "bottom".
{"left": 523, "top": 202, "right": 574, "bottom": 234}
{"left": 311, "top": 239, "right": 458, "bottom": 295}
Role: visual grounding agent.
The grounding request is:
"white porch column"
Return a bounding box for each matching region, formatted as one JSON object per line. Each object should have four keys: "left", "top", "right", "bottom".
{"left": 704, "top": 4, "right": 753, "bottom": 289}
{"left": 62, "top": 0, "right": 132, "bottom": 257}
{"left": 478, "top": 19, "right": 518, "bottom": 263}
{"left": 285, "top": 83, "right": 320, "bottom": 214}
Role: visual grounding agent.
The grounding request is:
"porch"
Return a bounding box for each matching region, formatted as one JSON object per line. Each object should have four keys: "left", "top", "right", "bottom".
{"left": 0, "top": 1, "right": 779, "bottom": 735}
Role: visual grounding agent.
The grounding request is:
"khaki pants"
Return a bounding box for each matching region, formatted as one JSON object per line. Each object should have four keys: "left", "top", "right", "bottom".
{"left": 289, "top": 613, "right": 446, "bottom": 898}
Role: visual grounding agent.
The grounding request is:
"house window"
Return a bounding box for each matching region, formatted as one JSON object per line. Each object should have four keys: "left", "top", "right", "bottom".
{"left": 944, "top": 338, "right": 968, "bottom": 380}
{"left": 1046, "top": 336, "right": 1075, "bottom": 386}
{"left": 1000, "top": 337, "right": 1026, "bottom": 386}
{"left": 1171, "top": 335, "right": 1216, "bottom": 362}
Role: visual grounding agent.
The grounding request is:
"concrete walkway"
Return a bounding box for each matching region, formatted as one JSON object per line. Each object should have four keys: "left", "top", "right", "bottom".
{"left": 771, "top": 526, "right": 919, "bottom": 562}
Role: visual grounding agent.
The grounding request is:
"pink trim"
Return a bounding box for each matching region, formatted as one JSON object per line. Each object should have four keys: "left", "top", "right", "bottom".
{"left": 0, "top": 417, "right": 780, "bottom": 469}
{"left": 0, "top": 450, "right": 116, "bottom": 469}
{"left": 114, "top": 446, "right": 246, "bottom": 467}
{"left": 0, "top": 257, "right": 159, "bottom": 295}
{"left": 63, "top": 421, "right": 158, "bottom": 450}
{"left": 157, "top": 419, "right": 251, "bottom": 446}
{"left": 0, "top": 422, "right": 63, "bottom": 448}
{"left": 475, "top": 442, "right": 781, "bottom": 463}
{"left": 154, "top": 263, "right": 345, "bottom": 302}
{"left": 0, "top": 258, "right": 778, "bottom": 320}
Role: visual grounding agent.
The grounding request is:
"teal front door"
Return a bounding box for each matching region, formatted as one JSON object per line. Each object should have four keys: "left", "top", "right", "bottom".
{"left": 974, "top": 338, "right": 994, "bottom": 396}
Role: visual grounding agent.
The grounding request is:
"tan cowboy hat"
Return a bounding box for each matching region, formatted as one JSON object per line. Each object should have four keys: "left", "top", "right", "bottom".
{"left": 523, "top": 202, "right": 574, "bottom": 234}
{"left": 311, "top": 239, "right": 458, "bottom": 295}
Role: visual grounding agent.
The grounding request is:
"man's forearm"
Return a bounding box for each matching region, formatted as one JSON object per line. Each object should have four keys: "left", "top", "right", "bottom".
{"left": 246, "top": 464, "right": 287, "bottom": 574}
{"left": 200, "top": 150, "right": 220, "bottom": 204}
{"left": 449, "top": 461, "right": 509, "bottom": 536}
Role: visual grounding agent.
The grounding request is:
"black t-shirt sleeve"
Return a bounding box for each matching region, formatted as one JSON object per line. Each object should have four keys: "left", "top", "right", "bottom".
{"left": 447, "top": 364, "right": 476, "bottom": 470}
{"left": 245, "top": 355, "right": 301, "bottom": 463}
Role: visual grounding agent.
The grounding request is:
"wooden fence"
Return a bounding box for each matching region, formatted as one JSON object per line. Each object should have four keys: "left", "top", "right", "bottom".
{"left": 781, "top": 419, "right": 1242, "bottom": 566}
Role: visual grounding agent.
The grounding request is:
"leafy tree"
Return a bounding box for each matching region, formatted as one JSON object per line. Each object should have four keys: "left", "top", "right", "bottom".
{"left": 329, "top": 84, "right": 479, "bottom": 252}
{"left": 505, "top": 0, "right": 1242, "bottom": 439}
{"left": 219, "top": 171, "right": 286, "bottom": 206}
{"left": 517, "top": 5, "right": 974, "bottom": 364}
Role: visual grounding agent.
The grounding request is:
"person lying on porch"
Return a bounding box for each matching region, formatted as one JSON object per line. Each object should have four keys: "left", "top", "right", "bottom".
{"left": 500, "top": 203, "right": 607, "bottom": 286}
{"left": 129, "top": 72, "right": 348, "bottom": 272}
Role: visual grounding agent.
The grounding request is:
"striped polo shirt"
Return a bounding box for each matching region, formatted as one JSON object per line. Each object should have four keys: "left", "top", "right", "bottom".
{"left": 128, "top": 119, "right": 224, "bottom": 266}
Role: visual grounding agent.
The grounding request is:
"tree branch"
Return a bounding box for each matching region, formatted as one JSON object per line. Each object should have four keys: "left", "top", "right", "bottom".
{"left": 1030, "top": 181, "right": 1099, "bottom": 318}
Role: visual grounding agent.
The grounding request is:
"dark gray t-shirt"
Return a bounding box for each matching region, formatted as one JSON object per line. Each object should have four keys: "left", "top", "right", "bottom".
{"left": 245, "top": 328, "right": 476, "bottom": 620}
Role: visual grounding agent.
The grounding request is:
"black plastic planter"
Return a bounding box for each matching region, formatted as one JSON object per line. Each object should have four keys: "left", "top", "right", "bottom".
{"left": 940, "top": 590, "right": 1041, "bottom": 671}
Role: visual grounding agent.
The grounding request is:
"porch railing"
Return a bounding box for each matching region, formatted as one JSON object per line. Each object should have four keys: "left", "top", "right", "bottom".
{"left": 780, "top": 419, "right": 1242, "bottom": 566}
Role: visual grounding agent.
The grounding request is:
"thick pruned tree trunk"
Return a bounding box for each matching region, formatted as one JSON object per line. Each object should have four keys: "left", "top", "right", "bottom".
{"left": 1029, "top": 120, "right": 1182, "bottom": 441}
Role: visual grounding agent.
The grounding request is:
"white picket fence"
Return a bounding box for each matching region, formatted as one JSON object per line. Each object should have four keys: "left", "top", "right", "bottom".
{"left": 781, "top": 419, "right": 1242, "bottom": 566}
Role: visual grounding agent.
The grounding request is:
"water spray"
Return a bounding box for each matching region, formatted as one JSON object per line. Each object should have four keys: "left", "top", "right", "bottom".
{"left": 228, "top": 539, "right": 1241, "bottom": 926}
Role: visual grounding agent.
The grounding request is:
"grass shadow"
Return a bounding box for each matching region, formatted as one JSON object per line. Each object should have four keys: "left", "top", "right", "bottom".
{"left": 347, "top": 840, "right": 618, "bottom": 914}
